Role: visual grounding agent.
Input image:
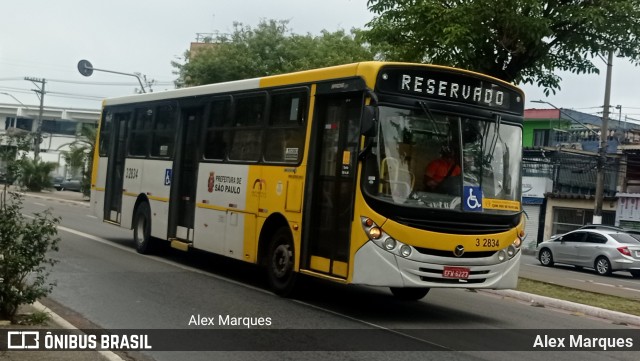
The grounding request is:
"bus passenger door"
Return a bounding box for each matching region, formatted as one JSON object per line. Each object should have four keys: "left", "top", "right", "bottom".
{"left": 303, "top": 92, "right": 362, "bottom": 279}
{"left": 103, "top": 113, "right": 129, "bottom": 224}
{"left": 168, "top": 106, "right": 203, "bottom": 242}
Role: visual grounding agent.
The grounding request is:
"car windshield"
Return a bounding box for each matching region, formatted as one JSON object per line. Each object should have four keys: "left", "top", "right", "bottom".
{"left": 365, "top": 105, "right": 522, "bottom": 214}
{"left": 611, "top": 233, "right": 640, "bottom": 244}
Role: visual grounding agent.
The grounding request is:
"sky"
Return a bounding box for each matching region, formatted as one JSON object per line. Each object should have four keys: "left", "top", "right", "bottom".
{"left": 0, "top": 0, "right": 638, "bottom": 122}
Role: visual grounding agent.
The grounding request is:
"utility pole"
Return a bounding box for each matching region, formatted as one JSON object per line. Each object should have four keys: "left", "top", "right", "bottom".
{"left": 593, "top": 51, "right": 613, "bottom": 225}
{"left": 24, "top": 77, "right": 46, "bottom": 160}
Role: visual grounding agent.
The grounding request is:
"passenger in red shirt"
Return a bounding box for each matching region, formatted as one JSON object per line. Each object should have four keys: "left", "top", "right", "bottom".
{"left": 424, "top": 148, "right": 461, "bottom": 191}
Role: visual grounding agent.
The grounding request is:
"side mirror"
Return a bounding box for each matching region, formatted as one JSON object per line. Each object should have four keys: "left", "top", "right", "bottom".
{"left": 361, "top": 105, "right": 378, "bottom": 137}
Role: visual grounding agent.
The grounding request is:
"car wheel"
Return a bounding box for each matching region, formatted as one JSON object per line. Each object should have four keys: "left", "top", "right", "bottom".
{"left": 539, "top": 248, "right": 554, "bottom": 267}
{"left": 630, "top": 270, "right": 640, "bottom": 279}
{"left": 133, "top": 202, "right": 155, "bottom": 254}
{"left": 266, "top": 227, "right": 297, "bottom": 296}
{"left": 390, "top": 287, "right": 430, "bottom": 301}
{"left": 594, "top": 256, "right": 612, "bottom": 276}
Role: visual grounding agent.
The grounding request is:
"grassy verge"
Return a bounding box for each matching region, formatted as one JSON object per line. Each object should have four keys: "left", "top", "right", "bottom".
{"left": 516, "top": 277, "right": 640, "bottom": 317}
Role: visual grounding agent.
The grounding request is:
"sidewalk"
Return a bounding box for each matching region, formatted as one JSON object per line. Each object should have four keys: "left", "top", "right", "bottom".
{"left": 0, "top": 302, "right": 121, "bottom": 361}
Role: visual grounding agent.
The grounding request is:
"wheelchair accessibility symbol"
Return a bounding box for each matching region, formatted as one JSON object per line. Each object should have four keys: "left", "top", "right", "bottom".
{"left": 463, "top": 186, "right": 483, "bottom": 211}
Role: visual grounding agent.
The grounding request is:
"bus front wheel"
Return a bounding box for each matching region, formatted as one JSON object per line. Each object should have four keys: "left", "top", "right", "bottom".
{"left": 266, "top": 227, "right": 297, "bottom": 296}
{"left": 133, "top": 202, "right": 154, "bottom": 254}
{"left": 390, "top": 287, "right": 430, "bottom": 301}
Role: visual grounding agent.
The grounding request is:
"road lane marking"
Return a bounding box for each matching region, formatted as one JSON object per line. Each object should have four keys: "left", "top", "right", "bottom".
{"left": 55, "top": 224, "right": 452, "bottom": 350}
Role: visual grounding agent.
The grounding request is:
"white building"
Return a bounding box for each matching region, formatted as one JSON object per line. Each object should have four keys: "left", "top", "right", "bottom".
{"left": 0, "top": 102, "right": 100, "bottom": 178}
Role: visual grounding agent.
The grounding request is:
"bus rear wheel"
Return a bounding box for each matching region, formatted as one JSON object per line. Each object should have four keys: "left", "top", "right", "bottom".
{"left": 266, "top": 227, "right": 297, "bottom": 296}
{"left": 390, "top": 287, "right": 430, "bottom": 301}
{"left": 133, "top": 202, "right": 155, "bottom": 254}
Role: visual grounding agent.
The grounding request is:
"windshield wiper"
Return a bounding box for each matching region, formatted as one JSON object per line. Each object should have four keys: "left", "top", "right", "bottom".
{"left": 418, "top": 101, "right": 443, "bottom": 135}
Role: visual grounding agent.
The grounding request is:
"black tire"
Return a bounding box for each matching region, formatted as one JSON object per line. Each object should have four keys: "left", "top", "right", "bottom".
{"left": 595, "top": 256, "right": 612, "bottom": 276}
{"left": 266, "top": 227, "right": 297, "bottom": 296}
{"left": 539, "top": 248, "right": 554, "bottom": 267}
{"left": 390, "top": 287, "right": 430, "bottom": 301}
{"left": 133, "top": 202, "right": 154, "bottom": 254}
{"left": 630, "top": 270, "right": 640, "bottom": 278}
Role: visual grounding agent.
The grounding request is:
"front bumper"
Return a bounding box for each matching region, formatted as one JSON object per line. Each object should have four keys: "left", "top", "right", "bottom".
{"left": 352, "top": 240, "right": 521, "bottom": 289}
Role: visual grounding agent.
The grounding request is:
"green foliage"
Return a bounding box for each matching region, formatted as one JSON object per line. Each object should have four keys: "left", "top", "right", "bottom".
{"left": 0, "top": 189, "right": 60, "bottom": 322}
{"left": 363, "top": 0, "right": 640, "bottom": 94}
{"left": 0, "top": 132, "right": 32, "bottom": 188}
{"left": 173, "top": 19, "right": 375, "bottom": 86}
{"left": 19, "top": 158, "right": 57, "bottom": 192}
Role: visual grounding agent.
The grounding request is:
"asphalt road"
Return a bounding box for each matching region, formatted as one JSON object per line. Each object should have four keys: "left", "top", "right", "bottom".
{"left": 16, "top": 196, "right": 640, "bottom": 361}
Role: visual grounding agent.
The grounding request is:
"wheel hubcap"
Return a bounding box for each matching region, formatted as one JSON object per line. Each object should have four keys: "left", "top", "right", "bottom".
{"left": 597, "top": 259, "right": 608, "bottom": 274}
{"left": 541, "top": 251, "right": 550, "bottom": 264}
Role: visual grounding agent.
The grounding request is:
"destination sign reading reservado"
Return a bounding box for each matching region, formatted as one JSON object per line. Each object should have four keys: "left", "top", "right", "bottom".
{"left": 376, "top": 67, "right": 524, "bottom": 113}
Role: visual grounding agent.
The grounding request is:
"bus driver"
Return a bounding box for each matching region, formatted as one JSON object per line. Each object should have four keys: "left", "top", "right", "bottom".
{"left": 424, "top": 145, "right": 460, "bottom": 191}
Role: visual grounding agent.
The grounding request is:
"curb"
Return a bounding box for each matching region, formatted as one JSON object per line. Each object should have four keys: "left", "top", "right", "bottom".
{"left": 483, "top": 289, "right": 640, "bottom": 327}
{"left": 20, "top": 191, "right": 90, "bottom": 207}
{"left": 32, "top": 301, "right": 124, "bottom": 361}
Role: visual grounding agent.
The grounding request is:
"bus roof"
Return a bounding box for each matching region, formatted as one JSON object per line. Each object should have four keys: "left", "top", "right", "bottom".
{"left": 103, "top": 61, "right": 523, "bottom": 107}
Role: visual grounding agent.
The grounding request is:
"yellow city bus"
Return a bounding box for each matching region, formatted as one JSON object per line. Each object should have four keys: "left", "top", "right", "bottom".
{"left": 91, "top": 61, "right": 525, "bottom": 300}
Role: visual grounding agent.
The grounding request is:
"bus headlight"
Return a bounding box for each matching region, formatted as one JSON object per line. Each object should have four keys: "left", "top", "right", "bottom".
{"left": 498, "top": 250, "right": 506, "bottom": 262}
{"left": 507, "top": 245, "right": 516, "bottom": 258}
{"left": 384, "top": 237, "right": 397, "bottom": 250}
{"left": 400, "top": 245, "right": 412, "bottom": 257}
{"left": 361, "top": 216, "right": 414, "bottom": 259}
{"left": 368, "top": 227, "right": 382, "bottom": 239}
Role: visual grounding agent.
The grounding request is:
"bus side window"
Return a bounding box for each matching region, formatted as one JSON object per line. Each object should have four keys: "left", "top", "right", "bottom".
{"left": 129, "top": 107, "right": 153, "bottom": 156}
{"left": 264, "top": 91, "right": 307, "bottom": 163}
{"left": 203, "top": 97, "right": 232, "bottom": 160}
{"left": 150, "top": 104, "right": 177, "bottom": 158}
{"left": 228, "top": 94, "right": 265, "bottom": 162}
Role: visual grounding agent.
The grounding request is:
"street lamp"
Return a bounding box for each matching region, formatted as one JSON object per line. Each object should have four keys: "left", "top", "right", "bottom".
{"left": 0, "top": 92, "right": 29, "bottom": 109}
{"left": 530, "top": 100, "right": 599, "bottom": 137}
{"left": 77, "top": 59, "right": 147, "bottom": 93}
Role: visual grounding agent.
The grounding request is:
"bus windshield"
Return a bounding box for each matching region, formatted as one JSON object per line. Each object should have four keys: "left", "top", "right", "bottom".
{"left": 368, "top": 104, "right": 522, "bottom": 214}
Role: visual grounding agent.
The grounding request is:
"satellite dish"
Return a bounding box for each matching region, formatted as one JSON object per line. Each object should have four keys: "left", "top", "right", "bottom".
{"left": 77, "top": 59, "right": 94, "bottom": 77}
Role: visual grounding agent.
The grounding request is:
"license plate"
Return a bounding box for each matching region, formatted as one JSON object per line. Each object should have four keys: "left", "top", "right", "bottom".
{"left": 636, "top": 251, "right": 640, "bottom": 257}
{"left": 443, "top": 266, "right": 470, "bottom": 279}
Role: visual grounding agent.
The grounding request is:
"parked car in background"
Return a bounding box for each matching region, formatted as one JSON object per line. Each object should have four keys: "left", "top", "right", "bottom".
{"left": 536, "top": 228, "right": 640, "bottom": 278}
{"left": 51, "top": 175, "right": 65, "bottom": 191}
{"left": 579, "top": 224, "right": 640, "bottom": 241}
{"left": 59, "top": 179, "right": 82, "bottom": 192}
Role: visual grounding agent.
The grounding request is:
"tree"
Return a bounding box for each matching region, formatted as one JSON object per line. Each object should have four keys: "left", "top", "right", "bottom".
{"left": 363, "top": 0, "right": 640, "bottom": 94}
{"left": 173, "top": 19, "right": 375, "bottom": 86}
{"left": 19, "top": 158, "right": 57, "bottom": 192}
{"left": 0, "top": 134, "right": 60, "bottom": 322}
{"left": 57, "top": 125, "right": 96, "bottom": 196}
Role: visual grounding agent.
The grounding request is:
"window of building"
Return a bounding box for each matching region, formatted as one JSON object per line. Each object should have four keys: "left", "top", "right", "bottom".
{"left": 41, "top": 119, "right": 77, "bottom": 135}
{"left": 5, "top": 117, "right": 16, "bottom": 130}
{"left": 551, "top": 207, "right": 616, "bottom": 236}
{"left": 533, "top": 129, "right": 550, "bottom": 147}
{"left": 16, "top": 118, "right": 33, "bottom": 132}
